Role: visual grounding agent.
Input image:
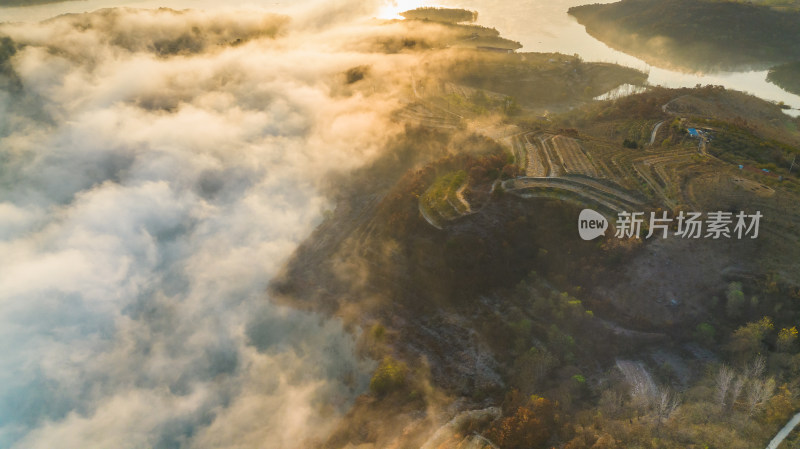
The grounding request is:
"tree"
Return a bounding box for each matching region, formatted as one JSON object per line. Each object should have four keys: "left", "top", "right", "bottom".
{"left": 369, "top": 356, "right": 407, "bottom": 396}
{"left": 504, "top": 96, "right": 521, "bottom": 116}
{"left": 726, "top": 281, "right": 745, "bottom": 318}
{"left": 765, "top": 385, "right": 795, "bottom": 427}
{"left": 655, "top": 387, "right": 681, "bottom": 426}
{"left": 695, "top": 322, "right": 716, "bottom": 346}
{"left": 746, "top": 377, "right": 776, "bottom": 417}
{"left": 598, "top": 389, "right": 626, "bottom": 418}
{"left": 512, "top": 348, "right": 556, "bottom": 392}
{"left": 730, "top": 375, "right": 745, "bottom": 410}
{"left": 622, "top": 138, "right": 638, "bottom": 149}
{"left": 487, "top": 396, "right": 556, "bottom": 449}
{"left": 778, "top": 326, "right": 798, "bottom": 352}
{"left": 744, "top": 355, "right": 767, "bottom": 380}
{"left": 728, "top": 317, "right": 773, "bottom": 360}
{"left": 715, "top": 365, "right": 735, "bottom": 408}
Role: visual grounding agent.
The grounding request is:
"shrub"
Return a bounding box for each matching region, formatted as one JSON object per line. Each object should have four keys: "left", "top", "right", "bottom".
{"left": 728, "top": 317, "right": 774, "bottom": 359}
{"left": 778, "top": 326, "right": 798, "bottom": 352}
{"left": 369, "top": 356, "right": 408, "bottom": 396}
{"left": 371, "top": 323, "right": 386, "bottom": 341}
{"left": 695, "top": 322, "right": 716, "bottom": 346}
{"left": 622, "top": 138, "right": 639, "bottom": 149}
{"left": 726, "top": 281, "right": 745, "bottom": 318}
{"left": 486, "top": 396, "right": 556, "bottom": 449}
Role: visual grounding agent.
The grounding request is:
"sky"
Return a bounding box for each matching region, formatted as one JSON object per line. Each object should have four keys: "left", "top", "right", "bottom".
{"left": 0, "top": 2, "right": 421, "bottom": 447}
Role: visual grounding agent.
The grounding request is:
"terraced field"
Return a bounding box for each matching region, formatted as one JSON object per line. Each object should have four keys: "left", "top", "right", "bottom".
{"left": 394, "top": 102, "right": 462, "bottom": 129}
{"left": 420, "top": 171, "right": 472, "bottom": 228}
{"left": 584, "top": 119, "right": 661, "bottom": 145}
{"left": 522, "top": 133, "right": 549, "bottom": 177}
{"left": 524, "top": 132, "right": 603, "bottom": 177}
{"left": 552, "top": 135, "right": 598, "bottom": 177}
{"left": 415, "top": 87, "right": 800, "bottom": 243}
{"left": 629, "top": 149, "right": 700, "bottom": 209}
{"left": 504, "top": 130, "right": 667, "bottom": 214}
{"left": 686, "top": 173, "right": 800, "bottom": 246}
{"left": 504, "top": 175, "right": 646, "bottom": 214}
{"left": 731, "top": 176, "right": 775, "bottom": 197}
{"left": 562, "top": 129, "right": 712, "bottom": 209}
{"left": 534, "top": 133, "right": 564, "bottom": 177}
{"left": 514, "top": 125, "right": 768, "bottom": 213}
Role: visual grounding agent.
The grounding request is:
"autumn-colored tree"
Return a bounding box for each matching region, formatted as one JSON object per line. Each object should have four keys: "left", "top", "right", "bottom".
{"left": 487, "top": 396, "right": 556, "bottom": 449}
{"left": 369, "top": 356, "right": 407, "bottom": 397}
{"left": 564, "top": 427, "right": 616, "bottom": 449}
{"left": 777, "top": 326, "right": 798, "bottom": 352}
{"left": 728, "top": 317, "right": 773, "bottom": 360}
{"left": 764, "top": 385, "right": 796, "bottom": 427}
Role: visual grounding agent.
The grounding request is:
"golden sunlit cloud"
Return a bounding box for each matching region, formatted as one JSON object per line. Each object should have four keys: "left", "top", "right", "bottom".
{"left": 376, "top": 0, "right": 432, "bottom": 19}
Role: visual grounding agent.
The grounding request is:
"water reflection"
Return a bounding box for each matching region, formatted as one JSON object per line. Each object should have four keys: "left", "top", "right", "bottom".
{"left": 426, "top": 0, "right": 800, "bottom": 115}
{"left": 2, "top": 0, "right": 800, "bottom": 114}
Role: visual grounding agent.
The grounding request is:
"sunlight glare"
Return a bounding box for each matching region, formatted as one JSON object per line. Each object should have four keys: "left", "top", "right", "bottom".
{"left": 377, "top": 0, "right": 431, "bottom": 19}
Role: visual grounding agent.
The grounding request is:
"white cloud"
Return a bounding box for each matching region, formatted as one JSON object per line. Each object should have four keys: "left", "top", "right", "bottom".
{"left": 0, "top": 5, "right": 418, "bottom": 448}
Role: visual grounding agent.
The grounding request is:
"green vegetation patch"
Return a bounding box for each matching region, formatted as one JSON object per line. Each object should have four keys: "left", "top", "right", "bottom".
{"left": 444, "top": 52, "right": 646, "bottom": 107}
{"left": 369, "top": 356, "right": 408, "bottom": 396}
{"left": 420, "top": 170, "right": 469, "bottom": 221}
{"left": 441, "top": 90, "right": 521, "bottom": 116}
{"left": 701, "top": 119, "right": 799, "bottom": 175}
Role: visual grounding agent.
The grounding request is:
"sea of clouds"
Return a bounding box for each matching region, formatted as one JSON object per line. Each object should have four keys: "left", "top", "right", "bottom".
{"left": 0, "top": 3, "right": 419, "bottom": 447}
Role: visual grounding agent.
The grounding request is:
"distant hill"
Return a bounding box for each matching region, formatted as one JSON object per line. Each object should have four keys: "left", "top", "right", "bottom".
{"left": 400, "top": 7, "right": 478, "bottom": 24}
{"left": 768, "top": 62, "right": 800, "bottom": 96}
{"left": 0, "top": 0, "right": 69, "bottom": 7}
{"left": 396, "top": 8, "right": 522, "bottom": 51}
{"left": 741, "top": 0, "right": 800, "bottom": 12}
{"left": 569, "top": 0, "right": 800, "bottom": 72}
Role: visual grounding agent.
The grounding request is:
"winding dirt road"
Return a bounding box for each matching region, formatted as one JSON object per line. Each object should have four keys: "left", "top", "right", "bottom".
{"left": 649, "top": 120, "right": 664, "bottom": 146}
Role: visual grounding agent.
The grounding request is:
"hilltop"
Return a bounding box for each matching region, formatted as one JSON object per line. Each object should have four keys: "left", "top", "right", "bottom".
{"left": 768, "top": 62, "right": 800, "bottom": 96}
{"left": 271, "top": 78, "right": 800, "bottom": 448}
{"left": 568, "top": 0, "right": 800, "bottom": 72}
{"left": 272, "top": 9, "right": 800, "bottom": 449}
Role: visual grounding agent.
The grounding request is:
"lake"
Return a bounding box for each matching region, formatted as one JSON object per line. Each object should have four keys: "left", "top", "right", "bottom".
{"left": 383, "top": 0, "right": 800, "bottom": 115}
{"left": 3, "top": 0, "right": 799, "bottom": 115}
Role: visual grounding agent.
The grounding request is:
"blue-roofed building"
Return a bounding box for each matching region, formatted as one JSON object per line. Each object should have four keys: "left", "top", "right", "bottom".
{"left": 688, "top": 128, "right": 699, "bottom": 137}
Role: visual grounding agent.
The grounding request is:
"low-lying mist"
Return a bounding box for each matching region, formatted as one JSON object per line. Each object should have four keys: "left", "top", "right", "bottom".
{"left": 0, "top": 5, "right": 439, "bottom": 448}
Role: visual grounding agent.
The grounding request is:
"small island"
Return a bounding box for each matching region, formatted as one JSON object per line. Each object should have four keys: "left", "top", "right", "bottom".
{"left": 399, "top": 7, "right": 479, "bottom": 24}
